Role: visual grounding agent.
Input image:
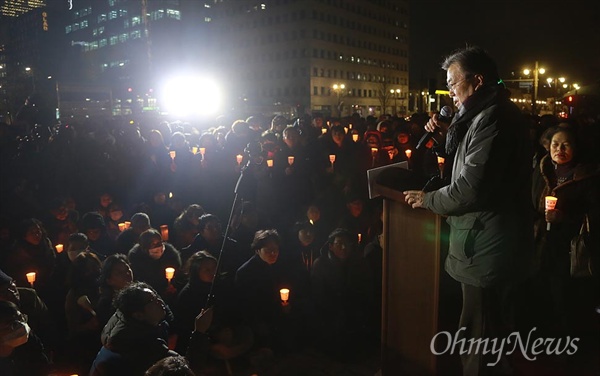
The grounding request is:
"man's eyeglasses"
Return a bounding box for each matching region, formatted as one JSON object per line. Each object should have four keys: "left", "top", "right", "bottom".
{"left": 446, "top": 77, "right": 469, "bottom": 91}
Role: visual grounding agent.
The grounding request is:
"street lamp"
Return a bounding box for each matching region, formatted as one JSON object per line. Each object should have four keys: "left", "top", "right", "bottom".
{"left": 523, "top": 61, "right": 545, "bottom": 115}
{"left": 546, "top": 76, "right": 565, "bottom": 115}
{"left": 332, "top": 83, "right": 345, "bottom": 117}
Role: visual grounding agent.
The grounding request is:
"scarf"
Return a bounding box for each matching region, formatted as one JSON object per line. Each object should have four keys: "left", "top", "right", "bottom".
{"left": 445, "top": 84, "right": 510, "bottom": 157}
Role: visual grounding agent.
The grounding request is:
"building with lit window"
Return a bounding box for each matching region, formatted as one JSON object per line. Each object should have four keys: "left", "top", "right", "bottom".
{"left": 210, "top": 0, "right": 409, "bottom": 118}
{"left": 0, "top": 0, "right": 45, "bottom": 17}
{"left": 63, "top": 0, "right": 214, "bottom": 116}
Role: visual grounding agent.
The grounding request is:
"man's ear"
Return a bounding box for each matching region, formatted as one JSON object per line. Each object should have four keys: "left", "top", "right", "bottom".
{"left": 473, "top": 74, "right": 485, "bottom": 90}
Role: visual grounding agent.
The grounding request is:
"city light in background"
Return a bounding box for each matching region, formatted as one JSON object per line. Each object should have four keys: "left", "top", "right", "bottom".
{"left": 160, "top": 74, "right": 222, "bottom": 119}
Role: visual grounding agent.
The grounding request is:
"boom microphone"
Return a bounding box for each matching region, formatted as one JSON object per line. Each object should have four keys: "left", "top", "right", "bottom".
{"left": 416, "top": 106, "right": 454, "bottom": 150}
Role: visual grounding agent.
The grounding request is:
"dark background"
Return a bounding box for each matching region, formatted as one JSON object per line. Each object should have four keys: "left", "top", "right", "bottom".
{"left": 409, "top": 0, "right": 600, "bottom": 89}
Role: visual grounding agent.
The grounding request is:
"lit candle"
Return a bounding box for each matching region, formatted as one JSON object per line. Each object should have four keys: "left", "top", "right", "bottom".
{"left": 321, "top": 128, "right": 327, "bottom": 135}
{"left": 169, "top": 151, "right": 176, "bottom": 160}
{"left": 388, "top": 150, "right": 394, "bottom": 160}
{"left": 169, "top": 192, "right": 173, "bottom": 199}
{"left": 437, "top": 156, "right": 445, "bottom": 165}
{"left": 344, "top": 127, "right": 348, "bottom": 134}
{"left": 124, "top": 221, "right": 131, "bottom": 229}
{"left": 55, "top": 244, "right": 64, "bottom": 253}
{"left": 160, "top": 225, "right": 169, "bottom": 241}
{"left": 545, "top": 196, "right": 558, "bottom": 231}
{"left": 288, "top": 156, "right": 294, "bottom": 166}
{"left": 309, "top": 219, "right": 314, "bottom": 226}
{"left": 405, "top": 149, "right": 412, "bottom": 159}
{"left": 267, "top": 159, "right": 274, "bottom": 168}
{"left": 349, "top": 123, "right": 353, "bottom": 129}
{"left": 352, "top": 134, "right": 359, "bottom": 142}
{"left": 358, "top": 233, "right": 362, "bottom": 243}
{"left": 329, "top": 154, "right": 336, "bottom": 164}
{"left": 165, "top": 267, "right": 175, "bottom": 283}
{"left": 279, "top": 288, "right": 290, "bottom": 304}
{"left": 26, "top": 272, "right": 36, "bottom": 287}
{"left": 236, "top": 154, "right": 243, "bottom": 165}
{"left": 199, "top": 148, "right": 206, "bottom": 159}
{"left": 371, "top": 147, "right": 378, "bottom": 155}
{"left": 192, "top": 146, "right": 198, "bottom": 155}
{"left": 118, "top": 223, "right": 126, "bottom": 232}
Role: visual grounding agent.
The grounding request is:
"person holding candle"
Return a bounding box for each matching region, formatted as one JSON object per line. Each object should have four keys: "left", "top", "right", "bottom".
{"left": 402, "top": 46, "right": 534, "bottom": 375}
{"left": 172, "top": 204, "right": 206, "bottom": 250}
{"left": 310, "top": 228, "right": 375, "bottom": 361}
{"left": 532, "top": 124, "right": 599, "bottom": 339}
{"left": 116, "top": 212, "right": 152, "bottom": 254}
{"left": 128, "top": 229, "right": 181, "bottom": 307}
{"left": 79, "top": 211, "right": 116, "bottom": 260}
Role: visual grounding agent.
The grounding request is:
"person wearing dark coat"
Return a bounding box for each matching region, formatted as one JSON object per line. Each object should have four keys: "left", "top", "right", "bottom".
{"left": 127, "top": 229, "right": 181, "bottom": 307}
{"left": 403, "top": 46, "right": 533, "bottom": 375}
{"left": 532, "top": 125, "right": 600, "bottom": 342}
{"left": 310, "top": 228, "right": 374, "bottom": 360}
{"left": 0, "top": 301, "right": 51, "bottom": 376}
{"left": 89, "top": 282, "right": 212, "bottom": 376}
{"left": 115, "top": 212, "right": 151, "bottom": 254}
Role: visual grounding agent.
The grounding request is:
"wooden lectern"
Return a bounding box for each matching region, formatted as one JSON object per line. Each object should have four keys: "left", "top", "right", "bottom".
{"left": 368, "top": 165, "right": 458, "bottom": 376}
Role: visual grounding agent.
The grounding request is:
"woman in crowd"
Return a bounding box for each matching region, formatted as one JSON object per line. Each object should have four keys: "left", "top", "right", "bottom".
{"left": 533, "top": 125, "right": 600, "bottom": 339}
{"left": 96, "top": 254, "right": 134, "bottom": 328}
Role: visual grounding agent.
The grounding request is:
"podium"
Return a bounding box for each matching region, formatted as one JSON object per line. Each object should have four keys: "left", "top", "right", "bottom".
{"left": 368, "top": 165, "right": 459, "bottom": 375}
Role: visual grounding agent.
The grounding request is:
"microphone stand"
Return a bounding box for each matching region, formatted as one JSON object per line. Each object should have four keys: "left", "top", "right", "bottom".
{"left": 204, "top": 160, "right": 250, "bottom": 310}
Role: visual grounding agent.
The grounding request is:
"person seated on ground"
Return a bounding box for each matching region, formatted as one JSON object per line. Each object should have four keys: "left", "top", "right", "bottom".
{"left": 105, "top": 202, "right": 127, "bottom": 242}
{"left": 89, "top": 282, "right": 213, "bottom": 376}
{"left": 235, "top": 229, "right": 303, "bottom": 354}
{"left": 79, "top": 211, "right": 116, "bottom": 260}
{"left": 310, "top": 228, "right": 375, "bottom": 360}
{"left": 174, "top": 251, "right": 252, "bottom": 363}
{"left": 145, "top": 355, "right": 195, "bottom": 376}
{"left": 0, "top": 300, "right": 51, "bottom": 376}
{"left": 172, "top": 204, "right": 205, "bottom": 250}
{"left": 0, "top": 268, "right": 58, "bottom": 358}
{"left": 181, "top": 214, "right": 242, "bottom": 279}
{"left": 116, "top": 212, "right": 151, "bottom": 254}
{"left": 64, "top": 252, "right": 103, "bottom": 375}
{"left": 96, "top": 254, "right": 134, "bottom": 329}
{"left": 128, "top": 229, "right": 181, "bottom": 307}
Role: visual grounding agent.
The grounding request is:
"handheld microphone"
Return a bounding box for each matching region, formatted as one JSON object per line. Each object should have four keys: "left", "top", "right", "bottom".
{"left": 416, "top": 106, "right": 454, "bottom": 150}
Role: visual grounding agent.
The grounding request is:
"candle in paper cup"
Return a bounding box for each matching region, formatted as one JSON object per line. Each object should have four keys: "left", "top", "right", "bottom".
{"left": 329, "top": 155, "right": 336, "bottom": 164}
{"left": 236, "top": 154, "right": 243, "bottom": 165}
{"left": 405, "top": 149, "right": 412, "bottom": 159}
{"left": 199, "top": 148, "right": 206, "bottom": 158}
{"left": 352, "top": 134, "right": 359, "bottom": 142}
{"left": 160, "top": 225, "right": 169, "bottom": 241}
{"left": 165, "top": 267, "right": 175, "bottom": 283}
{"left": 192, "top": 146, "right": 198, "bottom": 155}
{"left": 279, "top": 288, "right": 290, "bottom": 303}
{"left": 358, "top": 233, "right": 362, "bottom": 243}
{"left": 169, "top": 151, "right": 176, "bottom": 160}
{"left": 267, "top": 159, "right": 274, "bottom": 168}
{"left": 437, "top": 156, "right": 445, "bottom": 164}
{"left": 388, "top": 150, "right": 394, "bottom": 160}
{"left": 545, "top": 196, "right": 558, "bottom": 230}
{"left": 288, "top": 156, "right": 294, "bottom": 166}
{"left": 124, "top": 221, "right": 131, "bottom": 229}
{"left": 118, "top": 223, "right": 126, "bottom": 232}
{"left": 321, "top": 128, "right": 327, "bottom": 134}
{"left": 371, "top": 147, "right": 378, "bottom": 155}
{"left": 26, "top": 272, "right": 36, "bottom": 286}
{"left": 55, "top": 244, "right": 64, "bottom": 253}
{"left": 344, "top": 127, "right": 348, "bottom": 134}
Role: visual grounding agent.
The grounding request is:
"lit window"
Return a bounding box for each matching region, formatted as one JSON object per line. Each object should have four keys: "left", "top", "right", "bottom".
{"left": 166, "top": 9, "right": 180, "bottom": 20}
{"left": 99, "top": 26, "right": 104, "bottom": 34}
{"left": 99, "top": 39, "right": 107, "bottom": 48}
{"left": 119, "top": 33, "right": 128, "bottom": 43}
{"left": 109, "top": 10, "right": 117, "bottom": 20}
{"left": 130, "top": 30, "right": 141, "bottom": 39}
{"left": 90, "top": 41, "right": 98, "bottom": 50}
{"left": 81, "top": 20, "right": 88, "bottom": 28}
{"left": 110, "top": 36, "right": 118, "bottom": 45}
{"left": 98, "top": 14, "right": 107, "bottom": 23}
{"left": 65, "top": 25, "right": 72, "bottom": 34}
{"left": 204, "top": 17, "right": 211, "bottom": 22}
{"left": 119, "top": 9, "right": 128, "bottom": 17}
{"left": 132, "top": 16, "right": 140, "bottom": 26}
{"left": 92, "top": 28, "right": 97, "bottom": 36}
{"left": 73, "top": 22, "right": 79, "bottom": 31}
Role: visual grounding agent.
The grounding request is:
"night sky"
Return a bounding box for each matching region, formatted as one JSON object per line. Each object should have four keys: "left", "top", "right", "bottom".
{"left": 409, "top": 0, "right": 600, "bottom": 89}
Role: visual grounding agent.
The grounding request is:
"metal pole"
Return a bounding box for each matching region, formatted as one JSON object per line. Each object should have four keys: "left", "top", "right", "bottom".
{"left": 532, "top": 61, "right": 539, "bottom": 116}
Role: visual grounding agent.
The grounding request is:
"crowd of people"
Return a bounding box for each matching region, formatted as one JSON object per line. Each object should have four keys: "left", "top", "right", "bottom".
{"left": 0, "top": 74, "right": 598, "bottom": 375}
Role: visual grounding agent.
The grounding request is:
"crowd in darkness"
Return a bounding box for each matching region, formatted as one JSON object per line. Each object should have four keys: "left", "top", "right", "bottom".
{"left": 0, "top": 108, "right": 598, "bottom": 375}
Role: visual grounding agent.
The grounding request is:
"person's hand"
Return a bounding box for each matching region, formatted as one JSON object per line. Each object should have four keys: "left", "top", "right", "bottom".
{"left": 403, "top": 190, "right": 425, "bottom": 208}
{"left": 194, "top": 307, "right": 214, "bottom": 334}
{"left": 545, "top": 209, "right": 562, "bottom": 223}
{"left": 424, "top": 113, "right": 451, "bottom": 135}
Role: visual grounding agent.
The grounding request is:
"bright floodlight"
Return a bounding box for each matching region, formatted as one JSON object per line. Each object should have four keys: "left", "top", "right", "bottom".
{"left": 162, "top": 75, "right": 222, "bottom": 118}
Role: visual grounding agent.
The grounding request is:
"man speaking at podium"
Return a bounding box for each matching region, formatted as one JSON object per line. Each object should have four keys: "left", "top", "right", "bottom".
{"left": 404, "top": 46, "right": 532, "bottom": 375}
